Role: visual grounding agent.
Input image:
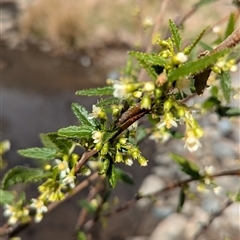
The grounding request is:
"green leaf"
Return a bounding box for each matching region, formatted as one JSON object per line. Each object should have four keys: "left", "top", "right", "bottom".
{"left": 76, "top": 86, "right": 113, "bottom": 96}
{"left": 99, "top": 158, "right": 110, "bottom": 175}
{"left": 108, "top": 164, "right": 117, "bottom": 188}
{"left": 168, "top": 19, "right": 182, "bottom": 51}
{"left": 170, "top": 153, "right": 201, "bottom": 179}
{"left": 40, "top": 133, "right": 58, "bottom": 150}
{"left": 138, "top": 59, "right": 158, "bottom": 80}
{"left": 168, "top": 49, "right": 228, "bottom": 82}
{"left": 184, "top": 27, "right": 209, "bottom": 55}
{"left": 2, "top": 167, "right": 52, "bottom": 189}
{"left": 18, "top": 147, "right": 57, "bottom": 160}
{"left": 129, "top": 51, "right": 167, "bottom": 67}
{"left": 115, "top": 168, "right": 134, "bottom": 185}
{"left": 77, "top": 231, "right": 87, "bottom": 240}
{"left": 194, "top": 0, "right": 219, "bottom": 8}
{"left": 96, "top": 97, "right": 120, "bottom": 108}
{"left": 102, "top": 130, "right": 118, "bottom": 143}
{"left": 136, "top": 127, "right": 147, "bottom": 143}
{"left": 71, "top": 103, "right": 97, "bottom": 127}
{"left": 219, "top": 71, "right": 231, "bottom": 103}
{"left": 199, "top": 42, "right": 213, "bottom": 51}
{"left": 58, "top": 125, "right": 94, "bottom": 139}
{"left": 79, "top": 199, "right": 96, "bottom": 214}
{"left": 0, "top": 189, "right": 15, "bottom": 204}
{"left": 44, "top": 133, "right": 73, "bottom": 155}
{"left": 216, "top": 106, "right": 240, "bottom": 117}
{"left": 202, "top": 96, "right": 221, "bottom": 109}
{"left": 225, "top": 107, "right": 240, "bottom": 116}
{"left": 224, "top": 13, "right": 235, "bottom": 39}
{"left": 177, "top": 185, "right": 186, "bottom": 212}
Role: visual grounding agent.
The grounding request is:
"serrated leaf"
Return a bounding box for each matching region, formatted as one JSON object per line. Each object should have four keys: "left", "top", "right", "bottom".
{"left": 115, "top": 168, "right": 134, "bottom": 185}
{"left": 219, "top": 72, "right": 231, "bottom": 103}
{"left": 129, "top": 51, "right": 167, "bottom": 67}
{"left": 72, "top": 103, "right": 97, "bottom": 127}
{"left": 40, "top": 133, "right": 58, "bottom": 150}
{"left": 138, "top": 59, "right": 158, "bottom": 80}
{"left": 136, "top": 127, "right": 147, "bottom": 143}
{"left": 2, "top": 167, "right": 52, "bottom": 189}
{"left": 79, "top": 199, "right": 96, "bottom": 214}
{"left": 170, "top": 153, "right": 201, "bottom": 179}
{"left": 96, "top": 97, "right": 120, "bottom": 107}
{"left": 45, "top": 133, "right": 73, "bottom": 155}
{"left": 18, "top": 148, "right": 57, "bottom": 160}
{"left": 108, "top": 164, "right": 117, "bottom": 188}
{"left": 194, "top": 0, "right": 219, "bottom": 8}
{"left": 199, "top": 42, "right": 214, "bottom": 51}
{"left": 168, "top": 49, "right": 228, "bottom": 82}
{"left": 184, "top": 27, "right": 209, "bottom": 55}
{"left": 168, "top": 19, "right": 182, "bottom": 51}
{"left": 224, "top": 13, "right": 235, "bottom": 39}
{"left": 76, "top": 86, "right": 113, "bottom": 96}
{"left": 58, "top": 125, "right": 94, "bottom": 139}
{"left": 0, "top": 189, "right": 15, "bottom": 204}
{"left": 99, "top": 158, "right": 110, "bottom": 175}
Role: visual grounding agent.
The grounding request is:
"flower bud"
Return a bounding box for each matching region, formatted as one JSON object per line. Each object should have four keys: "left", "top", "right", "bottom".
{"left": 71, "top": 153, "right": 79, "bottom": 162}
{"left": 172, "top": 52, "right": 188, "bottom": 65}
{"left": 94, "top": 142, "right": 102, "bottom": 151}
{"left": 115, "top": 152, "right": 123, "bottom": 162}
{"left": 137, "top": 156, "right": 148, "bottom": 166}
{"left": 140, "top": 95, "right": 152, "bottom": 110}
{"left": 177, "top": 107, "right": 185, "bottom": 117}
{"left": 119, "top": 138, "right": 127, "bottom": 145}
{"left": 143, "top": 82, "right": 155, "bottom": 92}
{"left": 101, "top": 143, "right": 109, "bottom": 155}
{"left": 164, "top": 99, "right": 172, "bottom": 111}
{"left": 212, "top": 65, "right": 221, "bottom": 74}
{"left": 133, "top": 91, "right": 143, "bottom": 98}
{"left": 62, "top": 155, "right": 69, "bottom": 162}
{"left": 112, "top": 108, "right": 120, "bottom": 117}
{"left": 155, "top": 88, "right": 163, "bottom": 98}
{"left": 160, "top": 40, "right": 170, "bottom": 48}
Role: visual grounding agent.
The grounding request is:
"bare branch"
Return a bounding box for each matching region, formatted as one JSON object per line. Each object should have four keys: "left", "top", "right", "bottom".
{"left": 192, "top": 199, "right": 233, "bottom": 240}
{"left": 102, "top": 168, "right": 240, "bottom": 218}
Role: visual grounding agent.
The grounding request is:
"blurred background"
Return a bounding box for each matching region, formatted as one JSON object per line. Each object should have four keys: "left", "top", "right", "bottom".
{"left": 1, "top": 0, "right": 240, "bottom": 240}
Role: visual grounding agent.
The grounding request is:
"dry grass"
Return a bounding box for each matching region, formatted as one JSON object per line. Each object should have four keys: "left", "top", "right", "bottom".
{"left": 18, "top": 0, "right": 237, "bottom": 52}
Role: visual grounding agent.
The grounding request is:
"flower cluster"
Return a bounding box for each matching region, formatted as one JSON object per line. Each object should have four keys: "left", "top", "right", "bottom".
{"left": 197, "top": 166, "right": 224, "bottom": 196}
{"left": 30, "top": 198, "right": 48, "bottom": 223}
{"left": 212, "top": 57, "right": 238, "bottom": 73}
{"left": 150, "top": 98, "right": 203, "bottom": 152}
{"left": 3, "top": 203, "right": 30, "bottom": 225}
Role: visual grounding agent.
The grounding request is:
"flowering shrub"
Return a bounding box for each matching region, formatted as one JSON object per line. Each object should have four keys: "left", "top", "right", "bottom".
{"left": 1, "top": 7, "right": 240, "bottom": 240}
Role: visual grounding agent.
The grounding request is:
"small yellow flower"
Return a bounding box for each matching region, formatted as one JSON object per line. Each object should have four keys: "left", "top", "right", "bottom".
{"left": 183, "top": 129, "right": 202, "bottom": 152}
{"left": 89, "top": 105, "right": 102, "bottom": 119}
{"left": 92, "top": 131, "right": 103, "bottom": 144}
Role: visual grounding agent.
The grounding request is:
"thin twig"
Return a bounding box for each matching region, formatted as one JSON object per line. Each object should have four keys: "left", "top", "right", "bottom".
{"left": 192, "top": 199, "right": 233, "bottom": 240}
{"left": 102, "top": 168, "right": 240, "bottom": 218}
{"left": 72, "top": 179, "right": 106, "bottom": 240}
